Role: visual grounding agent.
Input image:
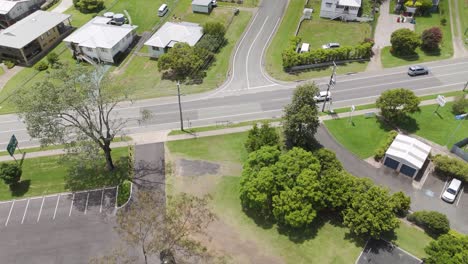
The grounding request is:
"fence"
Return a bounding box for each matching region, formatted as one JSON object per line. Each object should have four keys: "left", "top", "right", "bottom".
{"left": 450, "top": 138, "right": 468, "bottom": 162}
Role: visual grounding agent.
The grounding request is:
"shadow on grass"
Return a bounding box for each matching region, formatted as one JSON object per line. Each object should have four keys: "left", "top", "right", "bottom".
{"left": 396, "top": 116, "right": 420, "bottom": 133}
{"left": 390, "top": 50, "right": 420, "bottom": 62}
{"left": 9, "top": 180, "right": 30, "bottom": 197}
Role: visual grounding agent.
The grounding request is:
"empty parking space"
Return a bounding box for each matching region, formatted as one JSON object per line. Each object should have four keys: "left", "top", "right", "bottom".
{"left": 0, "top": 187, "right": 118, "bottom": 228}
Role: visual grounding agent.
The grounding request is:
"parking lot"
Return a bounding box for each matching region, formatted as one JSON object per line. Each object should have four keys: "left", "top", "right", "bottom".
{"left": 0, "top": 187, "right": 117, "bottom": 228}
{"left": 420, "top": 173, "right": 467, "bottom": 208}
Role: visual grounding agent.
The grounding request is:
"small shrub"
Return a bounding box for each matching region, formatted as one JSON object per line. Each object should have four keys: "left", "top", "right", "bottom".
{"left": 244, "top": 122, "right": 280, "bottom": 153}
{"left": 4, "top": 60, "right": 15, "bottom": 69}
{"left": 451, "top": 94, "right": 467, "bottom": 114}
{"left": 34, "top": 61, "right": 49, "bottom": 71}
{"left": 440, "top": 18, "right": 447, "bottom": 26}
{"left": 421, "top": 27, "right": 443, "bottom": 51}
{"left": 374, "top": 130, "right": 399, "bottom": 161}
{"left": 432, "top": 155, "right": 468, "bottom": 182}
{"left": 117, "top": 180, "right": 131, "bottom": 207}
{"left": 407, "top": 210, "right": 450, "bottom": 237}
{"left": 47, "top": 52, "right": 60, "bottom": 67}
{"left": 0, "top": 163, "right": 22, "bottom": 186}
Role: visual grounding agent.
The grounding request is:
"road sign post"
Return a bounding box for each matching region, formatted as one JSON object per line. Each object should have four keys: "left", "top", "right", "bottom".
{"left": 434, "top": 95, "right": 446, "bottom": 114}
{"left": 6, "top": 135, "right": 18, "bottom": 157}
{"left": 349, "top": 105, "right": 355, "bottom": 124}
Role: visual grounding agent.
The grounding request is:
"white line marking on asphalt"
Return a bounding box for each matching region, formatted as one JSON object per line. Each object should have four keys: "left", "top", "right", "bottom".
{"left": 84, "top": 192, "right": 90, "bottom": 215}
{"left": 53, "top": 194, "right": 60, "bottom": 220}
{"left": 440, "top": 179, "right": 449, "bottom": 199}
{"left": 5, "top": 200, "right": 14, "bottom": 226}
{"left": 21, "top": 199, "right": 30, "bottom": 224}
{"left": 456, "top": 187, "right": 463, "bottom": 207}
{"left": 115, "top": 186, "right": 118, "bottom": 209}
{"left": 246, "top": 16, "right": 269, "bottom": 89}
{"left": 69, "top": 193, "right": 75, "bottom": 217}
{"left": 100, "top": 189, "right": 104, "bottom": 213}
{"left": 355, "top": 240, "right": 369, "bottom": 264}
{"left": 37, "top": 196, "right": 45, "bottom": 222}
{"left": 259, "top": 17, "right": 281, "bottom": 85}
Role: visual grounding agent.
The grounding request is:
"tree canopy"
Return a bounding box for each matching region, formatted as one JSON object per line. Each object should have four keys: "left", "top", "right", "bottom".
{"left": 421, "top": 27, "right": 443, "bottom": 52}
{"left": 376, "top": 88, "right": 421, "bottom": 122}
{"left": 424, "top": 234, "right": 468, "bottom": 264}
{"left": 158, "top": 43, "right": 205, "bottom": 82}
{"left": 244, "top": 122, "right": 280, "bottom": 153}
{"left": 390, "top": 28, "right": 420, "bottom": 56}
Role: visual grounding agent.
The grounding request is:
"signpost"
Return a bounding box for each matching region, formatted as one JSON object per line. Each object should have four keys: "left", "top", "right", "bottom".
{"left": 434, "top": 95, "right": 446, "bottom": 113}
{"left": 349, "top": 105, "right": 355, "bottom": 123}
{"left": 322, "top": 62, "right": 337, "bottom": 112}
{"left": 6, "top": 135, "right": 18, "bottom": 156}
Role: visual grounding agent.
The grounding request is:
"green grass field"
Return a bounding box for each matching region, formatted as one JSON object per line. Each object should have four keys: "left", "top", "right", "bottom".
{"left": 381, "top": 0, "right": 453, "bottom": 68}
{"left": 324, "top": 101, "right": 468, "bottom": 158}
{"left": 459, "top": 0, "right": 468, "bottom": 47}
{"left": 393, "top": 222, "right": 433, "bottom": 258}
{"left": 0, "top": 147, "right": 129, "bottom": 201}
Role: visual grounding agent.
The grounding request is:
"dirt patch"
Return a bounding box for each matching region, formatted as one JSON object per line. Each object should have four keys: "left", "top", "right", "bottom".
{"left": 365, "top": 157, "right": 382, "bottom": 168}
{"left": 177, "top": 159, "right": 221, "bottom": 177}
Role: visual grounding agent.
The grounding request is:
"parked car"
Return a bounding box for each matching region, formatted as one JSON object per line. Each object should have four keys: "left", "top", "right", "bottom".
{"left": 158, "top": 4, "right": 169, "bottom": 17}
{"left": 212, "top": 0, "right": 217, "bottom": 6}
{"left": 441, "top": 178, "right": 462, "bottom": 203}
{"left": 313, "top": 91, "right": 331, "bottom": 102}
{"left": 407, "top": 65, "right": 429, "bottom": 76}
{"left": 322, "top": 43, "right": 340, "bottom": 49}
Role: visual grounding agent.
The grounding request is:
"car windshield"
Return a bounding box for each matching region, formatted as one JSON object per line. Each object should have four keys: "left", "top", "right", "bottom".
{"left": 447, "top": 188, "right": 456, "bottom": 195}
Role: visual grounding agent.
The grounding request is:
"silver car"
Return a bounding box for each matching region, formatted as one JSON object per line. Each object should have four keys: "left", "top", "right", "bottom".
{"left": 313, "top": 91, "right": 332, "bottom": 102}
{"left": 408, "top": 65, "right": 429, "bottom": 76}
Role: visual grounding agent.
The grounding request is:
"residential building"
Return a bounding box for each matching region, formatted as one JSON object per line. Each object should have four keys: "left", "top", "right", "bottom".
{"left": 319, "top": 0, "right": 361, "bottom": 21}
{"left": 192, "top": 0, "right": 213, "bottom": 14}
{"left": 144, "top": 21, "right": 203, "bottom": 58}
{"left": 0, "top": 10, "right": 72, "bottom": 66}
{"left": 63, "top": 16, "right": 137, "bottom": 64}
{"left": 0, "top": 0, "right": 46, "bottom": 28}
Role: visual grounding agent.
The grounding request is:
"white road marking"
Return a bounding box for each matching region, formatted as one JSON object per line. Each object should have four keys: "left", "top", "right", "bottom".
{"left": 37, "top": 196, "right": 45, "bottom": 222}
{"left": 84, "top": 192, "right": 90, "bottom": 215}
{"left": 53, "top": 194, "right": 60, "bottom": 220}
{"left": 115, "top": 186, "right": 119, "bottom": 209}
{"left": 5, "top": 200, "right": 14, "bottom": 226}
{"left": 259, "top": 17, "right": 282, "bottom": 85}
{"left": 99, "top": 189, "right": 104, "bottom": 213}
{"left": 21, "top": 199, "right": 30, "bottom": 224}
{"left": 69, "top": 193, "right": 75, "bottom": 217}
{"left": 440, "top": 179, "right": 449, "bottom": 199}
{"left": 456, "top": 187, "right": 463, "bottom": 207}
{"left": 246, "top": 16, "right": 269, "bottom": 89}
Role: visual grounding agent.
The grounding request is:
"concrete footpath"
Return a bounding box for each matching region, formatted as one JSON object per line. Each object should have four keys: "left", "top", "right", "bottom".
{"left": 0, "top": 96, "right": 456, "bottom": 162}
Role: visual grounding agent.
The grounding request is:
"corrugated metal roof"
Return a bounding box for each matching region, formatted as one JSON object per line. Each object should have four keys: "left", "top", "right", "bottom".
{"left": 337, "top": 0, "right": 361, "bottom": 7}
{"left": 192, "top": 0, "right": 212, "bottom": 6}
{"left": 144, "top": 21, "right": 203, "bottom": 48}
{"left": 385, "top": 134, "right": 431, "bottom": 169}
{"left": 0, "top": 0, "right": 19, "bottom": 15}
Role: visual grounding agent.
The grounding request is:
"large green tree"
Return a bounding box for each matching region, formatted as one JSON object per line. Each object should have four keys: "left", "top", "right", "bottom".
{"left": 376, "top": 88, "right": 421, "bottom": 122}
{"left": 390, "top": 28, "right": 420, "bottom": 56}
{"left": 158, "top": 43, "right": 204, "bottom": 81}
{"left": 244, "top": 122, "right": 280, "bottom": 153}
{"left": 424, "top": 234, "right": 468, "bottom": 264}
{"left": 15, "top": 64, "right": 126, "bottom": 171}
{"left": 283, "top": 83, "right": 320, "bottom": 150}
{"left": 343, "top": 186, "right": 400, "bottom": 238}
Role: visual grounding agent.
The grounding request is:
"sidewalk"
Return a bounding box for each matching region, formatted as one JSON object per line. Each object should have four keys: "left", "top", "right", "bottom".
{"left": 1, "top": 96, "right": 455, "bottom": 161}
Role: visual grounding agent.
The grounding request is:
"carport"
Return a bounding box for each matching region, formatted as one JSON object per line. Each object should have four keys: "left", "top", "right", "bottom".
{"left": 383, "top": 134, "right": 431, "bottom": 177}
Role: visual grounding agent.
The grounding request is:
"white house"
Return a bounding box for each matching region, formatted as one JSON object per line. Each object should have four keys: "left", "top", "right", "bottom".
{"left": 63, "top": 16, "right": 137, "bottom": 64}
{"left": 0, "top": 0, "right": 46, "bottom": 28}
{"left": 383, "top": 134, "right": 431, "bottom": 177}
{"left": 319, "top": 0, "right": 361, "bottom": 21}
{"left": 192, "top": 0, "right": 213, "bottom": 14}
{"left": 144, "top": 21, "right": 203, "bottom": 58}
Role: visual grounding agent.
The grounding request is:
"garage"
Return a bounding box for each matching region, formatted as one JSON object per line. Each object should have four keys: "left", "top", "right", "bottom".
{"left": 191, "top": 0, "right": 213, "bottom": 14}
{"left": 383, "top": 134, "right": 431, "bottom": 178}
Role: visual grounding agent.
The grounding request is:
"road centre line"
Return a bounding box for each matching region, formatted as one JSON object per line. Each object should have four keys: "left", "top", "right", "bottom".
{"left": 21, "top": 199, "right": 30, "bottom": 224}
{"left": 246, "top": 16, "right": 269, "bottom": 89}
{"left": 84, "top": 192, "right": 90, "bottom": 215}
{"left": 5, "top": 200, "right": 14, "bottom": 226}
{"left": 69, "top": 193, "right": 74, "bottom": 217}
{"left": 456, "top": 187, "right": 463, "bottom": 207}
{"left": 37, "top": 196, "right": 45, "bottom": 222}
{"left": 53, "top": 194, "right": 60, "bottom": 220}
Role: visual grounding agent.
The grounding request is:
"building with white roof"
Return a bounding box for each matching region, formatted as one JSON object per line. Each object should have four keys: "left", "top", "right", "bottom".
{"left": 0, "top": 0, "right": 45, "bottom": 28}
{"left": 144, "top": 21, "right": 203, "bottom": 58}
{"left": 319, "top": 0, "right": 361, "bottom": 20}
{"left": 192, "top": 0, "right": 213, "bottom": 14}
{"left": 0, "top": 10, "right": 71, "bottom": 65}
{"left": 63, "top": 16, "right": 137, "bottom": 64}
{"left": 383, "top": 134, "right": 432, "bottom": 177}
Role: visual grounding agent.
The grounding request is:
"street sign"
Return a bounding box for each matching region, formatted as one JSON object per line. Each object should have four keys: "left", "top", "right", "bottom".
{"left": 6, "top": 135, "right": 17, "bottom": 156}
{"left": 455, "top": 113, "right": 468, "bottom": 120}
{"left": 351, "top": 105, "right": 356, "bottom": 112}
{"left": 436, "top": 95, "right": 446, "bottom": 107}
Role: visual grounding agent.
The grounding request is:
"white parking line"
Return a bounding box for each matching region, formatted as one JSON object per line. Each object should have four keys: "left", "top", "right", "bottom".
{"left": 53, "top": 194, "right": 60, "bottom": 220}
{"left": 5, "top": 200, "right": 15, "bottom": 226}
{"left": 84, "top": 192, "right": 90, "bottom": 215}
{"left": 37, "top": 196, "right": 45, "bottom": 222}
{"left": 440, "top": 179, "right": 449, "bottom": 199}
{"left": 99, "top": 189, "right": 104, "bottom": 213}
{"left": 69, "top": 193, "right": 74, "bottom": 217}
{"left": 115, "top": 186, "right": 119, "bottom": 209}
{"left": 21, "top": 199, "right": 30, "bottom": 224}
{"left": 456, "top": 187, "right": 464, "bottom": 207}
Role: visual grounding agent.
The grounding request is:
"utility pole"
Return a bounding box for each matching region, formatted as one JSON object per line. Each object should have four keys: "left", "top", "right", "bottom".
{"left": 177, "top": 81, "right": 184, "bottom": 131}
{"left": 322, "top": 62, "right": 337, "bottom": 112}
{"left": 463, "top": 81, "right": 467, "bottom": 91}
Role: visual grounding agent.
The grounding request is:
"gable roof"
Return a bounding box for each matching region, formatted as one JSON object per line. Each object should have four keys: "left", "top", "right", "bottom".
{"left": 144, "top": 21, "right": 203, "bottom": 48}
{"left": 0, "top": 10, "right": 70, "bottom": 49}
{"left": 63, "top": 16, "right": 137, "bottom": 49}
{"left": 192, "top": 0, "right": 212, "bottom": 6}
{"left": 385, "top": 134, "right": 431, "bottom": 169}
{"left": 0, "top": 0, "right": 19, "bottom": 15}
{"left": 337, "top": 0, "right": 361, "bottom": 7}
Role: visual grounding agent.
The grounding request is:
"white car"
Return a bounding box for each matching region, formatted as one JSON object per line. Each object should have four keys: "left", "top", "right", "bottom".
{"left": 441, "top": 178, "right": 462, "bottom": 203}
{"left": 211, "top": 0, "right": 217, "bottom": 6}
{"left": 322, "top": 43, "right": 340, "bottom": 49}
{"left": 313, "top": 91, "right": 331, "bottom": 102}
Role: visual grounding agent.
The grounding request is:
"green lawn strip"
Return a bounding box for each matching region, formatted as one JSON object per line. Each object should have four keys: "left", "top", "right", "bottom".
{"left": 217, "top": 0, "right": 259, "bottom": 8}
{"left": 0, "top": 67, "right": 4, "bottom": 76}
{"left": 169, "top": 118, "right": 282, "bottom": 135}
{"left": 459, "top": 0, "right": 468, "bottom": 46}
{"left": 392, "top": 221, "right": 433, "bottom": 259}
{"left": 0, "top": 147, "right": 129, "bottom": 201}
{"left": 381, "top": 0, "right": 453, "bottom": 68}
{"left": 112, "top": 7, "right": 252, "bottom": 99}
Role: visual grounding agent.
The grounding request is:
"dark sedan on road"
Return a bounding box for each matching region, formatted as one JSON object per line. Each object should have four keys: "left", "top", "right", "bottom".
{"left": 408, "top": 65, "right": 429, "bottom": 76}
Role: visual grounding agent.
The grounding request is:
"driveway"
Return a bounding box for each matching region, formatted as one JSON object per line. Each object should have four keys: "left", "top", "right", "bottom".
{"left": 316, "top": 124, "right": 468, "bottom": 234}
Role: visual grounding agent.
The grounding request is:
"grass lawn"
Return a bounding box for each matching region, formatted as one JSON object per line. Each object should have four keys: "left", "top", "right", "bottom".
{"left": 459, "top": 0, "right": 468, "bottom": 47}
{"left": 381, "top": 0, "right": 453, "bottom": 68}
{"left": 0, "top": 66, "right": 4, "bottom": 76}
{"left": 112, "top": 6, "right": 252, "bottom": 99}
{"left": 265, "top": 0, "right": 371, "bottom": 81}
{"left": 0, "top": 147, "right": 129, "bottom": 201}
{"left": 324, "top": 101, "right": 468, "bottom": 158}
{"left": 392, "top": 222, "right": 433, "bottom": 258}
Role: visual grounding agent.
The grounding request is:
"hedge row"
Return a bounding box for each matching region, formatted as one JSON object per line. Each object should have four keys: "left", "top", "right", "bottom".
{"left": 407, "top": 210, "right": 450, "bottom": 237}
{"left": 374, "top": 130, "right": 399, "bottom": 161}
{"left": 432, "top": 155, "right": 468, "bottom": 182}
{"left": 282, "top": 37, "right": 374, "bottom": 69}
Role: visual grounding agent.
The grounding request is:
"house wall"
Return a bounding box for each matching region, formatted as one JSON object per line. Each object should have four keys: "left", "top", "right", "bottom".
{"left": 36, "top": 23, "right": 64, "bottom": 50}
{"left": 192, "top": 3, "right": 211, "bottom": 13}
{"left": 319, "top": 0, "right": 359, "bottom": 20}
{"left": 147, "top": 45, "right": 166, "bottom": 58}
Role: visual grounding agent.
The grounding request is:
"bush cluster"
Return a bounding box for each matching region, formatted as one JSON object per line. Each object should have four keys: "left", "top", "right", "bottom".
{"left": 0, "top": 163, "right": 22, "bottom": 186}
{"left": 117, "top": 180, "right": 132, "bottom": 207}
{"left": 407, "top": 210, "right": 450, "bottom": 237}
{"left": 4, "top": 60, "right": 15, "bottom": 69}
{"left": 432, "top": 155, "right": 468, "bottom": 182}
{"left": 73, "top": 0, "right": 104, "bottom": 13}
{"left": 35, "top": 61, "right": 49, "bottom": 71}
{"left": 244, "top": 122, "right": 280, "bottom": 153}
{"left": 374, "top": 130, "right": 399, "bottom": 161}
{"left": 282, "top": 37, "right": 373, "bottom": 69}
{"left": 451, "top": 94, "right": 468, "bottom": 115}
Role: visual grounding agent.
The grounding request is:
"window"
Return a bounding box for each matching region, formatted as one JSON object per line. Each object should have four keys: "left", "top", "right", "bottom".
{"left": 100, "top": 48, "right": 106, "bottom": 52}
{"left": 47, "top": 31, "right": 51, "bottom": 36}
{"left": 40, "top": 36, "right": 44, "bottom": 40}
{"left": 86, "top": 47, "right": 93, "bottom": 52}
{"left": 325, "top": 2, "right": 332, "bottom": 7}
{"left": 126, "top": 34, "right": 131, "bottom": 39}
{"left": 153, "top": 46, "right": 160, "bottom": 51}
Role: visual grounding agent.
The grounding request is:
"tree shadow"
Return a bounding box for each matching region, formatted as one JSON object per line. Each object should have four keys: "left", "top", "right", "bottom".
{"left": 241, "top": 208, "right": 275, "bottom": 230}
{"left": 9, "top": 180, "right": 30, "bottom": 197}
{"left": 390, "top": 50, "right": 420, "bottom": 62}
{"left": 396, "top": 116, "right": 420, "bottom": 133}
{"left": 132, "top": 158, "right": 166, "bottom": 191}
{"left": 375, "top": 116, "right": 394, "bottom": 132}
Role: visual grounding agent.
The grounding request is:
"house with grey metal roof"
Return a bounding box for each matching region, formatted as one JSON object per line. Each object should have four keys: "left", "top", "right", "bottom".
{"left": 319, "top": 0, "right": 361, "bottom": 20}
{"left": 192, "top": 0, "right": 213, "bottom": 14}
{"left": 0, "top": 0, "right": 46, "bottom": 28}
{"left": 63, "top": 15, "right": 138, "bottom": 64}
{"left": 144, "top": 21, "right": 203, "bottom": 58}
{"left": 0, "top": 10, "right": 71, "bottom": 66}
